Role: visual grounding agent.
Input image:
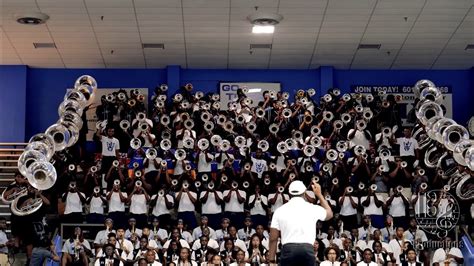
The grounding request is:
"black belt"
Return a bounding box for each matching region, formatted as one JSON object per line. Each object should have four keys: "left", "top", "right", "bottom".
{"left": 282, "top": 243, "right": 313, "bottom": 248}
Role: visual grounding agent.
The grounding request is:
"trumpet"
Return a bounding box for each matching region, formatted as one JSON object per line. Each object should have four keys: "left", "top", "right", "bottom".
{"left": 310, "top": 126, "right": 321, "bottom": 136}
{"left": 354, "top": 145, "right": 366, "bottom": 157}
{"left": 370, "top": 184, "right": 377, "bottom": 191}
{"left": 174, "top": 149, "right": 186, "bottom": 160}
{"left": 378, "top": 165, "right": 388, "bottom": 173}
{"left": 246, "top": 122, "right": 256, "bottom": 132}
{"left": 312, "top": 176, "right": 319, "bottom": 183}
{"left": 69, "top": 182, "right": 77, "bottom": 189}
{"left": 336, "top": 141, "right": 348, "bottom": 152}
{"left": 304, "top": 114, "right": 313, "bottom": 124}
{"left": 130, "top": 138, "right": 142, "bottom": 150}
{"left": 231, "top": 181, "right": 238, "bottom": 189}
{"left": 211, "top": 135, "right": 222, "bottom": 147}
{"left": 366, "top": 94, "right": 374, "bottom": 102}
{"left": 235, "top": 136, "right": 246, "bottom": 148}
{"left": 68, "top": 164, "right": 75, "bottom": 171}
{"left": 322, "top": 163, "right": 331, "bottom": 172}
{"left": 202, "top": 174, "right": 209, "bottom": 182}
{"left": 269, "top": 123, "right": 279, "bottom": 134}
{"left": 198, "top": 138, "right": 210, "bottom": 151}
{"left": 195, "top": 181, "right": 202, "bottom": 188}
{"left": 138, "top": 122, "right": 149, "bottom": 132}
{"left": 420, "top": 182, "right": 428, "bottom": 190}
{"left": 363, "top": 109, "right": 373, "bottom": 120}
{"left": 182, "top": 181, "right": 189, "bottom": 189}
{"left": 292, "top": 130, "right": 303, "bottom": 141}
{"left": 208, "top": 182, "right": 215, "bottom": 190}
{"left": 112, "top": 160, "right": 120, "bottom": 168}
{"left": 355, "top": 105, "right": 364, "bottom": 113}
{"left": 341, "top": 113, "right": 352, "bottom": 124}
{"left": 194, "top": 91, "right": 204, "bottom": 99}
{"left": 174, "top": 93, "right": 183, "bottom": 102}
{"left": 146, "top": 148, "right": 157, "bottom": 160}
{"left": 160, "top": 160, "right": 167, "bottom": 168}
{"left": 184, "top": 164, "right": 192, "bottom": 171}
{"left": 278, "top": 186, "right": 284, "bottom": 193}
{"left": 93, "top": 187, "right": 100, "bottom": 194}
{"left": 120, "top": 120, "right": 130, "bottom": 131}
{"left": 183, "top": 137, "right": 194, "bottom": 149}
{"left": 277, "top": 142, "right": 288, "bottom": 154}
{"left": 282, "top": 92, "right": 289, "bottom": 100}
{"left": 244, "top": 163, "right": 251, "bottom": 171}
{"left": 269, "top": 162, "right": 276, "bottom": 170}
{"left": 326, "top": 149, "right": 338, "bottom": 161}
{"left": 255, "top": 107, "right": 265, "bottom": 118}
{"left": 137, "top": 94, "right": 145, "bottom": 102}
{"left": 341, "top": 93, "right": 351, "bottom": 102}
{"left": 382, "top": 101, "right": 390, "bottom": 108}
{"left": 171, "top": 179, "right": 179, "bottom": 186}
{"left": 133, "top": 162, "right": 139, "bottom": 169}
{"left": 282, "top": 108, "right": 292, "bottom": 118}
{"left": 128, "top": 99, "right": 136, "bottom": 107}
{"left": 379, "top": 147, "right": 391, "bottom": 161}
{"left": 323, "top": 111, "right": 334, "bottom": 121}
{"left": 137, "top": 112, "right": 146, "bottom": 122}
{"left": 155, "top": 101, "right": 165, "bottom": 108}
{"left": 224, "top": 121, "right": 233, "bottom": 132}
{"left": 160, "top": 115, "right": 170, "bottom": 126}
{"left": 333, "top": 89, "right": 341, "bottom": 96}
{"left": 333, "top": 120, "right": 343, "bottom": 130}
{"left": 303, "top": 145, "right": 316, "bottom": 157}
{"left": 243, "top": 181, "right": 250, "bottom": 188}
{"left": 296, "top": 89, "right": 305, "bottom": 97}
{"left": 135, "top": 180, "right": 142, "bottom": 187}
{"left": 418, "top": 169, "right": 426, "bottom": 176}
{"left": 221, "top": 175, "right": 228, "bottom": 183}
{"left": 289, "top": 173, "right": 296, "bottom": 180}
{"left": 396, "top": 185, "right": 403, "bottom": 193}
{"left": 160, "top": 139, "right": 171, "bottom": 150}
{"left": 117, "top": 92, "right": 126, "bottom": 101}
{"left": 264, "top": 178, "right": 271, "bottom": 185}
{"left": 158, "top": 190, "right": 165, "bottom": 197}
{"left": 135, "top": 170, "right": 143, "bottom": 178}
{"left": 204, "top": 121, "right": 214, "bottom": 132}
{"left": 258, "top": 140, "right": 269, "bottom": 152}
{"left": 332, "top": 178, "right": 339, "bottom": 185}
{"left": 346, "top": 186, "right": 353, "bottom": 193}
{"left": 401, "top": 161, "right": 407, "bottom": 168}
{"left": 90, "top": 166, "right": 98, "bottom": 173}
{"left": 356, "top": 120, "right": 367, "bottom": 131}
{"left": 323, "top": 94, "right": 332, "bottom": 103}
{"left": 358, "top": 183, "right": 365, "bottom": 190}
{"left": 114, "top": 179, "right": 121, "bottom": 186}
{"left": 160, "top": 84, "right": 168, "bottom": 92}
{"left": 217, "top": 115, "right": 227, "bottom": 125}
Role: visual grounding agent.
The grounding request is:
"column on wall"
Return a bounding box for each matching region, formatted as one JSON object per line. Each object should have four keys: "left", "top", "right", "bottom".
{"left": 319, "top": 66, "right": 334, "bottom": 97}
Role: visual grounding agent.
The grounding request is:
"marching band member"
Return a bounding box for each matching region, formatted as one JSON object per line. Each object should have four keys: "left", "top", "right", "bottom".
{"left": 61, "top": 227, "right": 91, "bottom": 266}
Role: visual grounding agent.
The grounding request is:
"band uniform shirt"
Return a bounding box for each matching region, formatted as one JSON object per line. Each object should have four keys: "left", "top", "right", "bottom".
{"left": 388, "top": 196, "right": 407, "bottom": 217}
{"left": 396, "top": 137, "right": 418, "bottom": 157}
{"left": 94, "top": 229, "right": 116, "bottom": 245}
{"left": 62, "top": 238, "right": 91, "bottom": 255}
{"left": 248, "top": 194, "right": 268, "bottom": 216}
{"left": 339, "top": 196, "right": 358, "bottom": 216}
{"left": 268, "top": 193, "right": 289, "bottom": 213}
{"left": 200, "top": 191, "right": 223, "bottom": 214}
{"left": 101, "top": 136, "right": 120, "bottom": 157}
{"left": 356, "top": 261, "right": 377, "bottom": 266}
{"left": 109, "top": 192, "right": 127, "bottom": 212}
{"left": 63, "top": 192, "right": 85, "bottom": 214}
{"left": 223, "top": 190, "right": 246, "bottom": 212}
{"left": 130, "top": 194, "right": 147, "bottom": 214}
{"left": 270, "top": 196, "right": 326, "bottom": 245}
{"left": 432, "top": 247, "right": 463, "bottom": 266}
{"left": 89, "top": 196, "right": 105, "bottom": 214}
{"left": 151, "top": 193, "right": 174, "bottom": 216}
{"left": 360, "top": 196, "right": 384, "bottom": 215}
{"left": 177, "top": 191, "right": 197, "bottom": 212}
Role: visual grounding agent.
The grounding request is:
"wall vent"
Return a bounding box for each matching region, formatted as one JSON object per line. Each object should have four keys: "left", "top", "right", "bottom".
{"left": 33, "top": 43, "right": 56, "bottom": 48}
{"left": 358, "top": 44, "right": 381, "bottom": 50}
{"left": 142, "top": 43, "right": 165, "bottom": 49}
{"left": 249, "top": 44, "right": 272, "bottom": 49}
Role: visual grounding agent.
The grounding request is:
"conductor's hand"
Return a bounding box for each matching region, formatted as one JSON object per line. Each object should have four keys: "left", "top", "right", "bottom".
{"left": 311, "top": 181, "right": 322, "bottom": 198}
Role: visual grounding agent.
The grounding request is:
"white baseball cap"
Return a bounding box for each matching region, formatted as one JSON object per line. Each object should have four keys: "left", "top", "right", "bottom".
{"left": 289, "top": 180, "right": 306, "bottom": 195}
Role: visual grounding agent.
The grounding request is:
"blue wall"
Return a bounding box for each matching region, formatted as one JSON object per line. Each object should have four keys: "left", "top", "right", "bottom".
{"left": 0, "top": 66, "right": 27, "bottom": 142}
{"left": 0, "top": 65, "right": 472, "bottom": 142}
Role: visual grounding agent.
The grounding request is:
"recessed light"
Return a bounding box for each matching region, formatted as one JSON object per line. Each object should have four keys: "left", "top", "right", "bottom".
{"left": 15, "top": 12, "right": 49, "bottom": 25}
{"left": 358, "top": 44, "right": 382, "bottom": 50}
{"left": 252, "top": 25, "right": 274, "bottom": 34}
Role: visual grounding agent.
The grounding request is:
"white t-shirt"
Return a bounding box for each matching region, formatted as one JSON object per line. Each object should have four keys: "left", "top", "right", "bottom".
{"left": 191, "top": 238, "right": 220, "bottom": 250}
{"left": 339, "top": 196, "right": 358, "bottom": 216}
{"left": 130, "top": 194, "right": 147, "bottom": 214}
{"left": 163, "top": 239, "right": 190, "bottom": 249}
{"left": 192, "top": 227, "right": 217, "bottom": 240}
{"left": 388, "top": 238, "right": 405, "bottom": 264}
{"left": 404, "top": 229, "right": 428, "bottom": 243}
{"left": 89, "top": 196, "right": 105, "bottom": 214}
{"left": 197, "top": 152, "right": 213, "bottom": 173}
{"left": 223, "top": 190, "right": 246, "bottom": 212}
{"left": 320, "top": 261, "right": 341, "bottom": 266}
{"left": 361, "top": 196, "right": 383, "bottom": 215}
{"left": 62, "top": 239, "right": 91, "bottom": 254}
{"left": 348, "top": 129, "right": 370, "bottom": 150}
{"left": 388, "top": 196, "right": 407, "bottom": 217}
{"left": 397, "top": 137, "right": 418, "bottom": 157}
{"left": 109, "top": 192, "right": 127, "bottom": 212}
{"left": 94, "top": 229, "right": 116, "bottom": 245}
{"left": 432, "top": 247, "right": 463, "bottom": 266}
{"left": 249, "top": 195, "right": 268, "bottom": 216}
{"left": 270, "top": 197, "right": 326, "bottom": 245}
{"left": 200, "top": 191, "right": 223, "bottom": 214}
{"left": 142, "top": 133, "right": 156, "bottom": 148}
{"left": 151, "top": 194, "right": 174, "bottom": 216}
{"left": 94, "top": 258, "right": 124, "bottom": 266}
{"left": 64, "top": 192, "right": 85, "bottom": 214}
{"left": 178, "top": 191, "right": 197, "bottom": 212}
{"left": 144, "top": 157, "right": 161, "bottom": 174}
{"left": 268, "top": 193, "right": 289, "bottom": 213}
{"left": 101, "top": 136, "right": 120, "bottom": 156}
{"left": 356, "top": 261, "right": 377, "bottom": 266}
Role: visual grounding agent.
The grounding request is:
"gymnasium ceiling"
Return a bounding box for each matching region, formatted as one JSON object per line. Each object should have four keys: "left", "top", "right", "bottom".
{"left": 0, "top": 0, "right": 473, "bottom": 69}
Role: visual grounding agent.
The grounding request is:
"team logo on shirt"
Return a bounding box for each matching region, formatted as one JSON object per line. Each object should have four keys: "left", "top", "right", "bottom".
{"left": 415, "top": 189, "right": 460, "bottom": 238}
{"left": 403, "top": 141, "right": 412, "bottom": 151}
{"left": 107, "top": 141, "right": 115, "bottom": 151}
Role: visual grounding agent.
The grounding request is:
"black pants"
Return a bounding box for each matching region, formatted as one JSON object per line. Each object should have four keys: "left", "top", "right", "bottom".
{"left": 280, "top": 243, "right": 315, "bottom": 266}
{"left": 340, "top": 214, "right": 358, "bottom": 231}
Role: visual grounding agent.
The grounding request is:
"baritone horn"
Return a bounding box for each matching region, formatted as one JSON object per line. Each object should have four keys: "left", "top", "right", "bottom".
{"left": 1, "top": 183, "right": 27, "bottom": 204}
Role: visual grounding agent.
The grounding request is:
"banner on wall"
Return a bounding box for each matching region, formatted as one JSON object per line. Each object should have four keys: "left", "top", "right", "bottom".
{"left": 219, "top": 82, "right": 281, "bottom": 110}
{"left": 68, "top": 88, "right": 148, "bottom": 141}
{"left": 350, "top": 85, "right": 452, "bottom": 125}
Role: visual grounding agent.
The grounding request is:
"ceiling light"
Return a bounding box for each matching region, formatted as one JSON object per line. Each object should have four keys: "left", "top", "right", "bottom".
{"left": 15, "top": 12, "right": 49, "bottom": 25}
{"left": 252, "top": 25, "right": 274, "bottom": 34}
{"left": 358, "top": 44, "right": 382, "bottom": 50}
{"left": 248, "top": 12, "right": 283, "bottom": 34}
{"left": 465, "top": 44, "right": 474, "bottom": 50}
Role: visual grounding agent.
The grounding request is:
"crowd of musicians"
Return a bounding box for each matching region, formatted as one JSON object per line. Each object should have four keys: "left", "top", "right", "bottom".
{"left": 4, "top": 84, "right": 469, "bottom": 266}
